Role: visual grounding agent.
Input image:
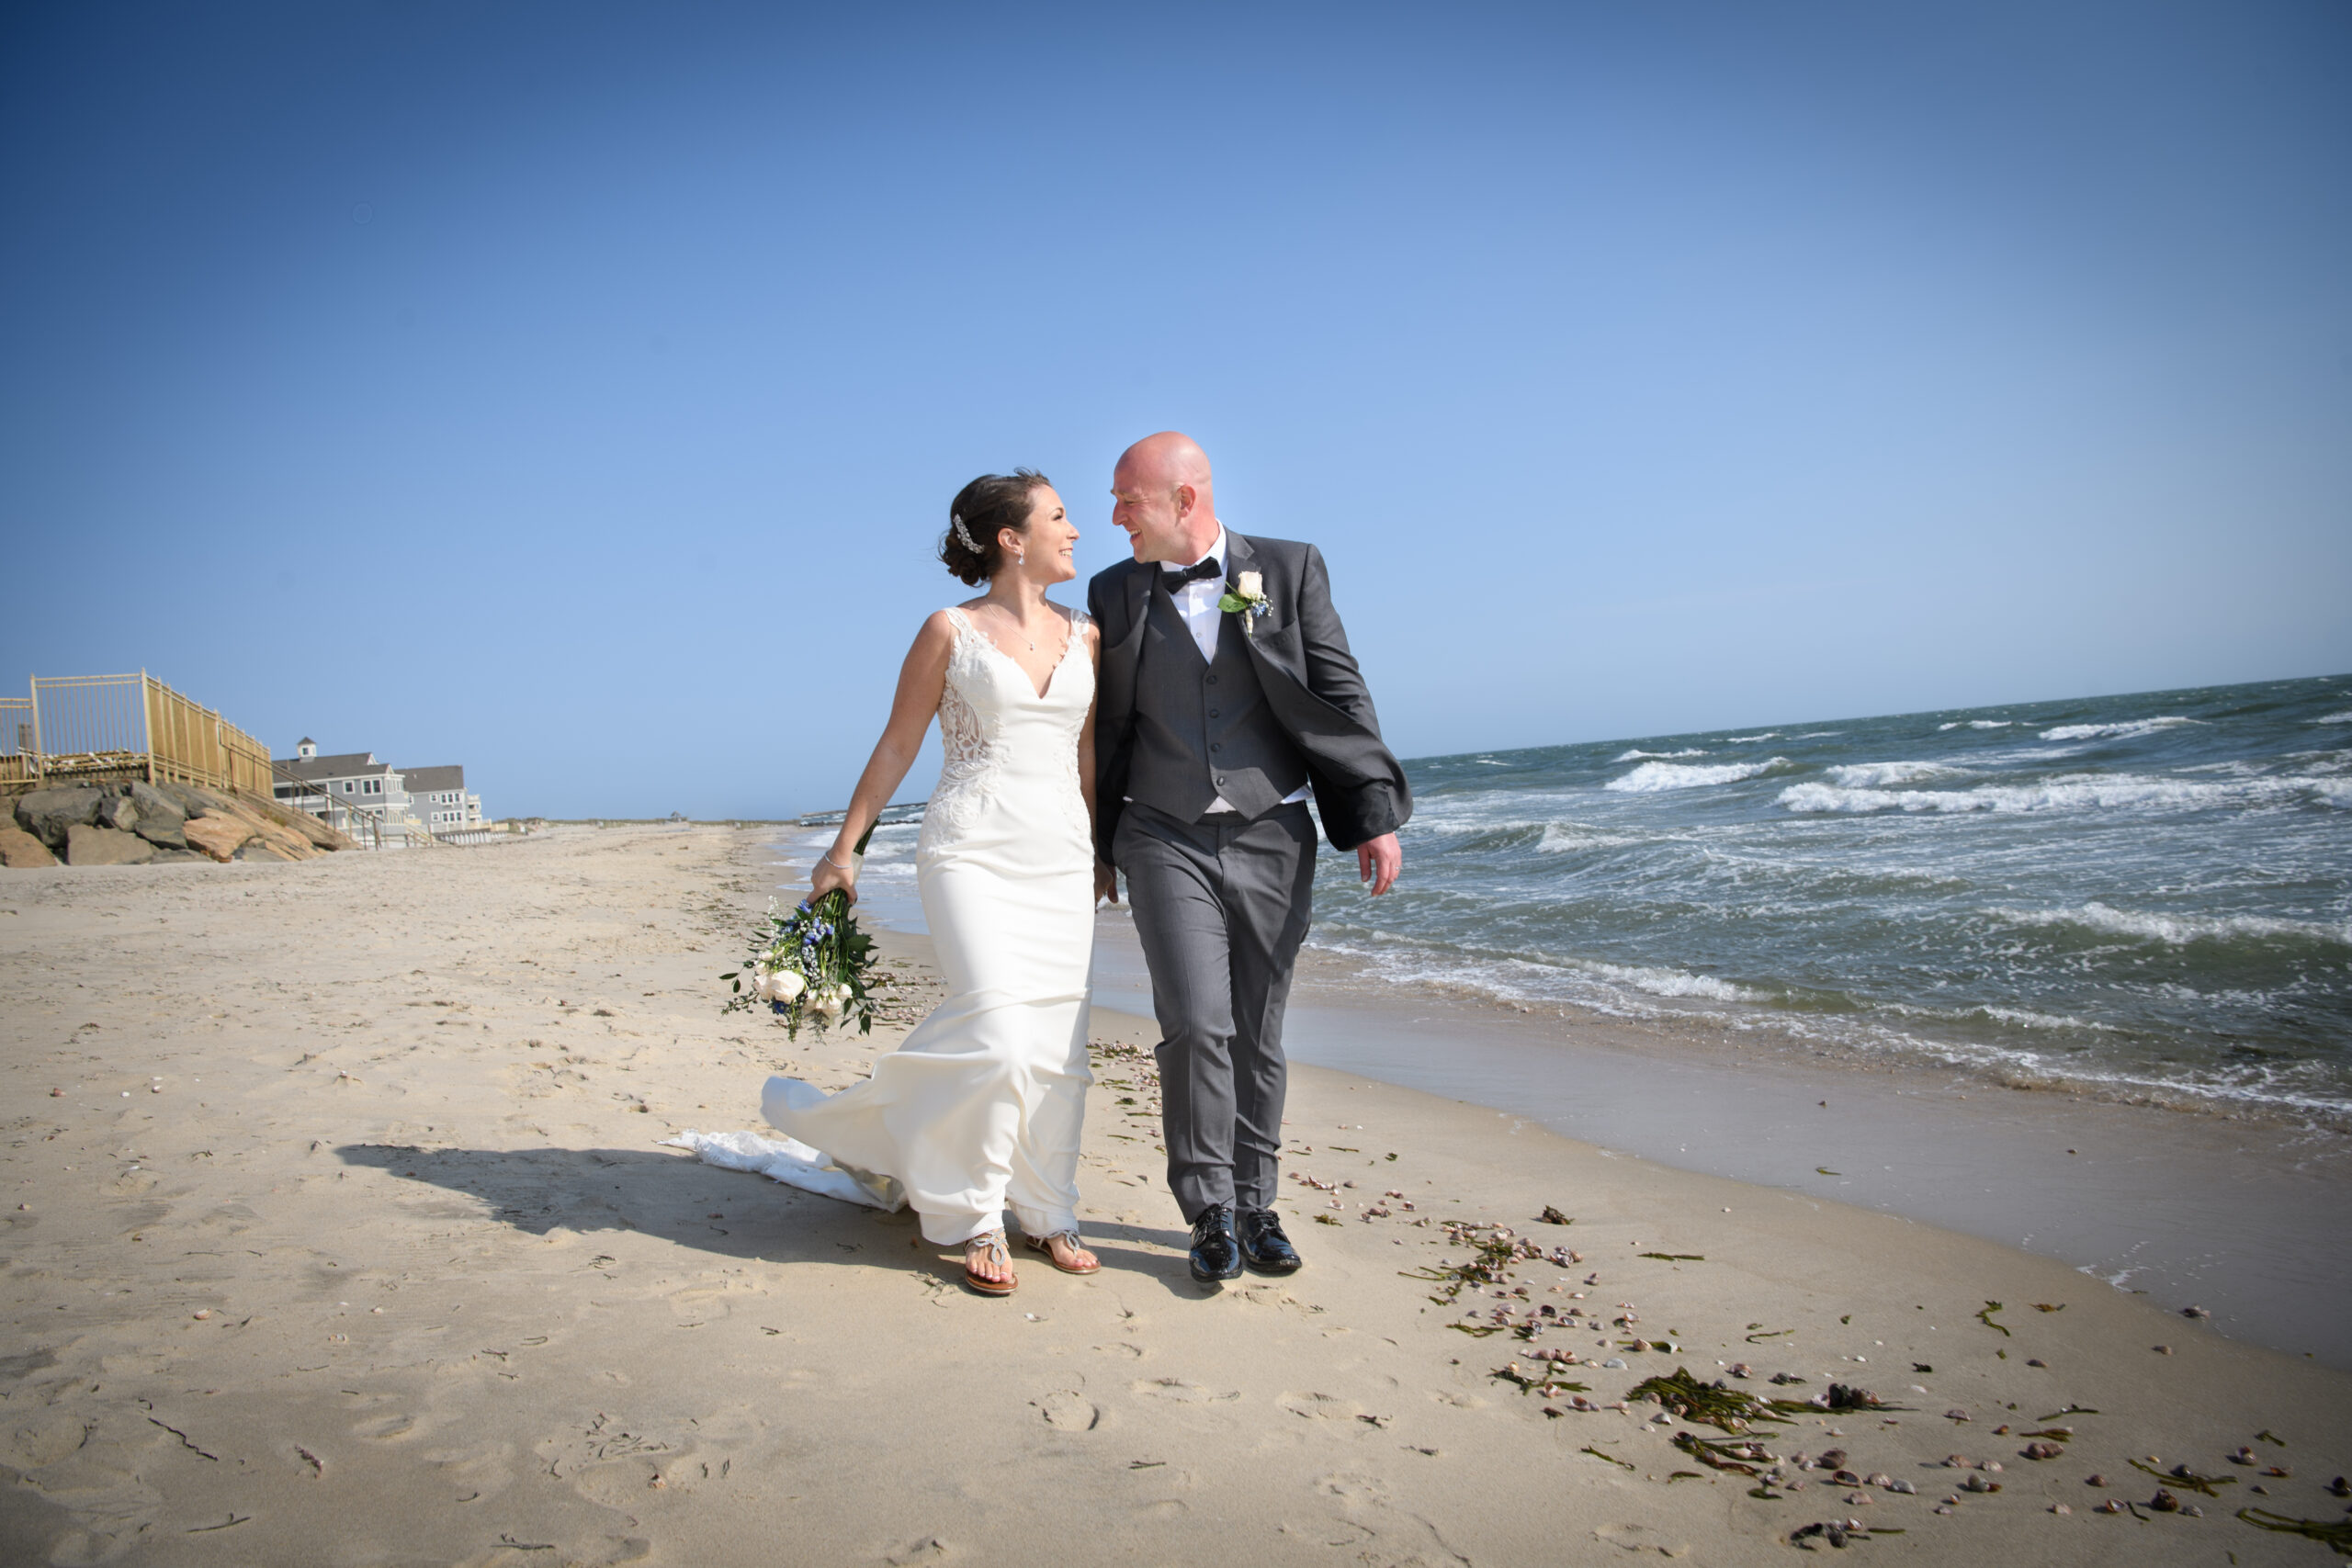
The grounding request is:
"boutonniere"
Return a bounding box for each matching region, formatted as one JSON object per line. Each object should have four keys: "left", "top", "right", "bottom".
{"left": 1217, "top": 570, "right": 1269, "bottom": 636}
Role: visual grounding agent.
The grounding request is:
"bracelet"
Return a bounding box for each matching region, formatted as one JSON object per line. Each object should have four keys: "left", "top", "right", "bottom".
{"left": 820, "top": 850, "right": 854, "bottom": 872}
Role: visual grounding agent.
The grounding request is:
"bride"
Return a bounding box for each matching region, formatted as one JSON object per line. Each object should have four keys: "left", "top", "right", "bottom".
{"left": 762, "top": 468, "right": 1102, "bottom": 1296}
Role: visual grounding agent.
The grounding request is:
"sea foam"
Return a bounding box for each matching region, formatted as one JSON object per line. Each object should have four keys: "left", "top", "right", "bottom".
{"left": 1607, "top": 757, "right": 1791, "bottom": 793}
{"left": 1824, "top": 761, "right": 1965, "bottom": 789}
{"left": 1938, "top": 719, "right": 2013, "bottom": 731}
{"left": 1989, "top": 901, "right": 2352, "bottom": 948}
{"left": 1777, "top": 772, "right": 2346, "bottom": 815}
{"left": 1612, "top": 748, "right": 1706, "bottom": 761}
{"left": 2039, "top": 716, "right": 2199, "bottom": 741}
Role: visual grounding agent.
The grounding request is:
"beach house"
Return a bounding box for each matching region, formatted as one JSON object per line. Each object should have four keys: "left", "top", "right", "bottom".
{"left": 399, "top": 763, "right": 483, "bottom": 831}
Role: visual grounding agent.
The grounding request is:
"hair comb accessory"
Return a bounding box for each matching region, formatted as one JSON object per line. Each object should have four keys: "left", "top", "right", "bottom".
{"left": 950, "top": 513, "right": 979, "bottom": 552}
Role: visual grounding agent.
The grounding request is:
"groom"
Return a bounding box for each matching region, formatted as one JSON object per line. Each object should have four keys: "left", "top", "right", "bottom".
{"left": 1090, "top": 432, "right": 1410, "bottom": 1283}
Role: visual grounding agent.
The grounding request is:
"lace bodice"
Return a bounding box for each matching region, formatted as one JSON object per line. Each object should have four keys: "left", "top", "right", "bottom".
{"left": 921, "top": 606, "right": 1094, "bottom": 858}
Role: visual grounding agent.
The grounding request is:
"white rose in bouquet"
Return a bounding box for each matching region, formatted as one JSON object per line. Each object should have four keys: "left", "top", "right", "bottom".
{"left": 749, "top": 970, "right": 774, "bottom": 1001}
{"left": 766, "top": 967, "right": 807, "bottom": 1002}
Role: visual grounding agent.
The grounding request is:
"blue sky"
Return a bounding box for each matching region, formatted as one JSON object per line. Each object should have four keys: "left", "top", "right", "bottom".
{"left": 3, "top": 2, "right": 2346, "bottom": 818}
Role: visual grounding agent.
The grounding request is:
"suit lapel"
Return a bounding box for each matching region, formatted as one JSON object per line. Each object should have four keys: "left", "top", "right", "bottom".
{"left": 1222, "top": 531, "right": 1306, "bottom": 689}
{"left": 1098, "top": 561, "right": 1150, "bottom": 730}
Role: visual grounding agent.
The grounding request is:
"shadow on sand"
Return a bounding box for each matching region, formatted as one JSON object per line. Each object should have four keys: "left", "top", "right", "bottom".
{"left": 334, "top": 1141, "right": 1209, "bottom": 1294}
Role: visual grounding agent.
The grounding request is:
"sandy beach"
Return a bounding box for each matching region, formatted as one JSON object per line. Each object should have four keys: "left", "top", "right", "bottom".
{"left": 4, "top": 824, "right": 2349, "bottom": 1566}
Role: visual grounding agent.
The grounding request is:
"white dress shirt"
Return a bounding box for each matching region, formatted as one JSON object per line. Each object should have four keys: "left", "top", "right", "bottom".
{"left": 1161, "top": 525, "right": 1312, "bottom": 813}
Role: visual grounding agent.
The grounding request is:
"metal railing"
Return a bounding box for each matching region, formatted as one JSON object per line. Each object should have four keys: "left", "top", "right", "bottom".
{"left": 9, "top": 672, "right": 273, "bottom": 795}
{"left": 0, "top": 696, "right": 32, "bottom": 784}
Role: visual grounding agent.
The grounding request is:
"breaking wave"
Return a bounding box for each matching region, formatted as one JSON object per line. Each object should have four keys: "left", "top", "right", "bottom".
{"left": 1823, "top": 761, "right": 1967, "bottom": 789}
{"left": 1613, "top": 748, "right": 1706, "bottom": 761}
{"left": 1607, "top": 757, "right": 1792, "bottom": 793}
{"left": 1939, "top": 719, "right": 2013, "bottom": 730}
{"left": 1778, "top": 772, "right": 2349, "bottom": 816}
{"left": 2039, "top": 716, "right": 2200, "bottom": 741}
{"left": 1989, "top": 901, "right": 2352, "bottom": 948}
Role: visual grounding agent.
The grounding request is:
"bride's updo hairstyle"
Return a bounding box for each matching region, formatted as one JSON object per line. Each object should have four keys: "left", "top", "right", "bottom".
{"left": 941, "top": 468, "right": 1051, "bottom": 586}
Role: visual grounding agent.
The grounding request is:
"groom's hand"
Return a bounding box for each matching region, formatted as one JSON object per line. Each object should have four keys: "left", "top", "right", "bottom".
{"left": 1358, "top": 832, "right": 1401, "bottom": 896}
{"left": 1095, "top": 859, "right": 1120, "bottom": 906}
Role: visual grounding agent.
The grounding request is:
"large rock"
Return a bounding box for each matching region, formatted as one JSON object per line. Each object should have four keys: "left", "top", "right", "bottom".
{"left": 233, "top": 838, "right": 299, "bottom": 863}
{"left": 15, "top": 787, "right": 105, "bottom": 850}
{"left": 96, "top": 790, "right": 140, "bottom": 833}
{"left": 0, "top": 826, "right": 59, "bottom": 867}
{"left": 152, "top": 781, "right": 214, "bottom": 818}
{"left": 64, "top": 824, "right": 155, "bottom": 865}
{"left": 259, "top": 800, "right": 353, "bottom": 851}
{"left": 182, "top": 815, "right": 254, "bottom": 863}
{"left": 126, "top": 784, "right": 188, "bottom": 849}
{"left": 204, "top": 797, "right": 315, "bottom": 860}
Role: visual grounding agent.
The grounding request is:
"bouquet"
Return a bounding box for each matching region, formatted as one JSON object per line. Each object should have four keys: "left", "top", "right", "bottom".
{"left": 721, "top": 824, "right": 879, "bottom": 1039}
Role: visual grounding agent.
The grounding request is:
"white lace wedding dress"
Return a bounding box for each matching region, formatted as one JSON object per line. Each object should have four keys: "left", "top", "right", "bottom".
{"left": 741, "top": 607, "right": 1098, "bottom": 1246}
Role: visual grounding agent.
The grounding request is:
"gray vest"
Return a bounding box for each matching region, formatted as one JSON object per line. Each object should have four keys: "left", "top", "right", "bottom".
{"left": 1125, "top": 581, "right": 1309, "bottom": 821}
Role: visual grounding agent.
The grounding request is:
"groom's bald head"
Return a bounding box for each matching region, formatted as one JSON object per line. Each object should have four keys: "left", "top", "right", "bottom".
{"left": 1112, "top": 432, "right": 1220, "bottom": 565}
{"left": 1118, "top": 432, "right": 1212, "bottom": 493}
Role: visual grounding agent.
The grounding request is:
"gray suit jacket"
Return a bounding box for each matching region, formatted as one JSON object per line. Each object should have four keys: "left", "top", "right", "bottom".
{"left": 1087, "top": 531, "right": 1411, "bottom": 860}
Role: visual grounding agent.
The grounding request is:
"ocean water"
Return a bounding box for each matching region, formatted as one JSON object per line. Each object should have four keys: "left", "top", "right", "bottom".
{"left": 824, "top": 673, "right": 2352, "bottom": 1126}
{"left": 1307, "top": 673, "right": 2352, "bottom": 1125}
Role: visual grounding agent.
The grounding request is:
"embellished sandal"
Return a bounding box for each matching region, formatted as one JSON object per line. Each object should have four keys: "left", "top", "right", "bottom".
{"left": 1023, "top": 1229, "right": 1102, "bottom": 1276}
{"left": 963, "top": 1230, "right": 1017, "bottom": 1297}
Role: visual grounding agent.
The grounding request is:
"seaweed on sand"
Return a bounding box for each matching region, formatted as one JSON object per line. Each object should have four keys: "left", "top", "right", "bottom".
{"left": 1627, "top": 1367, "right": 1804, "bottom": 1432}
{"left": 2235, "top": 1507, "right": 2352, "bottom": 1555}
{"left": 1400, "top": 1225, "right": 1544, "bottom": 1305}
{"left": 1671, "top": 1430, "right": 1777, "bottom": 1475}
{"left": 1976, "top": 1301, "right": 2012, "bottom": 1337}
{"left": 1582, "top": 1445, "right": 1635, "bottom": 1471}
{"left": 1488, "top": 1363, "right": 1589, "bottom": 1398}
{"left": 2130, "top": 1459, "right": 2236, "bottom": 1496}
{"left": 1638, "top": 1252, "right": 1705, "bottom": 1261}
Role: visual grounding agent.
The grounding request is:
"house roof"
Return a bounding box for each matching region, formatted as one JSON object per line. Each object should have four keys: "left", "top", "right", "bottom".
{"left": 401, "top": 764, "right": 466, "bottom": 793}
{"left": 277, "top": 752, "right": 390, "bottom": 782}
{"left": 297, "top": 736, "right": 315, "bottom": 747}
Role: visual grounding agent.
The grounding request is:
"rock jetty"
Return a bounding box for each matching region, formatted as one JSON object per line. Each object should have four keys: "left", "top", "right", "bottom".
{"left": 0, "top": 780, "right": 356, "bottom": 867}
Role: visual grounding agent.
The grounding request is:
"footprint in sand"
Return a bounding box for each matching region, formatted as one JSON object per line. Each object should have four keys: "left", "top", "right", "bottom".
{"left": 1091, "top": 1342, "right": 1145, "bottom": 1359}
{"left": 1594, "top": 1522, "right": 1692, "bottom": 1558}
{"left": 1278, "top": 1392, "right": 1361, "bottom": 1421}
{"left": 1, "top": 1412, "right": 90, "bottom": 1469}
{"left": 882, "top": 1535, "right": 954, "bottom": 1565}
{"left": 1032, "top": 1391, "right": 1100, "bottom": 1430}
{"left": 349, "top": 1412, "right": 419, "bottom": 1441}
{"left": 1313, "top": 1472, "right": 1472, "bottom": 1566}
{"left": 1131, "top": 1378, "right": 1240, "bottom": 1404}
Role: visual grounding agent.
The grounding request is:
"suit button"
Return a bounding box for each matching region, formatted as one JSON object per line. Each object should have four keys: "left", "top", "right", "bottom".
{"left": 1209, "top": 743, "right": 1222, "bottom": 753}
{"left": 1215, "top": 775, "right": 1227, "bottom": 786}
{"left": 1205, "top": 674, "right": 1218, "bottom": 685}
{"left": 1207, "top": 708, "right": 1219, "bottom": 718}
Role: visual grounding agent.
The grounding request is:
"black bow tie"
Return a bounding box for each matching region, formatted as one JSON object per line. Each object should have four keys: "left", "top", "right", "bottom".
{"left": 1162, "top": 556, "right": 1221, "bottom": 588}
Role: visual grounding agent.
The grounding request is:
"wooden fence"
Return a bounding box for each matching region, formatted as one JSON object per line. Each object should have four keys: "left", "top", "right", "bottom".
{"left": 6, "top": 672, "right": 273, "bottom": 795}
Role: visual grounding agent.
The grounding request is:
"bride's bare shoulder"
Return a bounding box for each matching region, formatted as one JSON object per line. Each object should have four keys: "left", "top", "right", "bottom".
{"left": 911, "top": 608, "right": 967, "bottom": 654}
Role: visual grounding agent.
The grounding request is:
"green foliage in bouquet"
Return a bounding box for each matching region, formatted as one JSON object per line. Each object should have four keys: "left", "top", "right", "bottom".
{"left": 720, "top": 823, "right": 880, "bottom": 1040}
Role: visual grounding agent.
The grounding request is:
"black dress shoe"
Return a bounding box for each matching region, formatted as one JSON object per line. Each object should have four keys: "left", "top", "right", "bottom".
{"left": 1188, "top": 1203, "right": 1242, "bottom": 1282}
{"left": 1238, "top": 1207, "right": 1302, "bottom": 1274}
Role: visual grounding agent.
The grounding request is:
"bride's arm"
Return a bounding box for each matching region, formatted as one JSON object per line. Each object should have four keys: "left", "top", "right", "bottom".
{"left": 1080, "top": 618, "right": 1114, "bottom": 905}
{"left": 809, "top": 612, "right": 955, "bottom": 905}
